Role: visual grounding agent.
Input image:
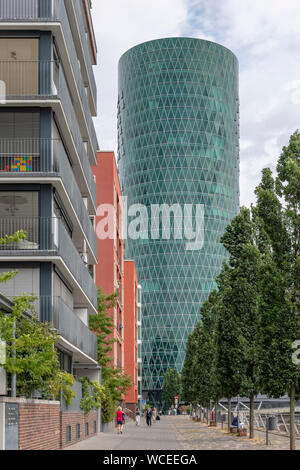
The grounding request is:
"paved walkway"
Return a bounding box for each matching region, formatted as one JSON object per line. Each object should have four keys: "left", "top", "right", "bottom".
{"left": 173, "top": 418, "right": 300, "bottom": 451}
{"left": 66, "top": 416, "right": 184, "bottom": 450}
{"left": 66, "top": 416, "right": 300, "bottom": 451}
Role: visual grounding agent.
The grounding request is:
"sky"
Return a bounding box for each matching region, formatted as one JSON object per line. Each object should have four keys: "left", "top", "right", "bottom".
{"left": 91, "top": 0, "right": 300, "bottom": 208}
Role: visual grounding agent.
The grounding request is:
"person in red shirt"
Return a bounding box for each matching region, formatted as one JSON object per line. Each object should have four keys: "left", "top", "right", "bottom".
{"left": 116, "top": 406, "right": 124, "bottom": 434}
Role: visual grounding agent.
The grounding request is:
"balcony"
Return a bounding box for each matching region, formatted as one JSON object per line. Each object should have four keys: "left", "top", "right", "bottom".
{"left": 0, "top": 60, "right": 97, "bottom": 209}
{"left": 0, "top": 0, "right": 97, "bottom": 141}
{"left": 0, "top": 138, "right": 97, "bottom": 260}
{"left": 0, "top": 217, "right": 97, "bottom": 309}
{"left": 54, "top": 297, "right": 98, "bottom": 362}
{"left": 65, "top": 0, "right": 97, "bottom": 111}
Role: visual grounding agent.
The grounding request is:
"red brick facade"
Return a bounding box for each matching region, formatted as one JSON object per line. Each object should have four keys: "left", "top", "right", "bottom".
{"left": 19, "top": 401, "right": 60, "bottom": 450}
{"left": 124, "top": 261, "right": 139, "bottom": 411}
{"left": 1, "top": 398, "right": 99, "bottom": 450}
{"left": 61, "top": 410, "right": 98, "bottom": 448}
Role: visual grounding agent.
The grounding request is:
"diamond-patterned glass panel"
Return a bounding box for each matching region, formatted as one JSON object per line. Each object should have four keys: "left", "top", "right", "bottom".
{"left": 118, "top": 38, "right": 240, "bottom": 393}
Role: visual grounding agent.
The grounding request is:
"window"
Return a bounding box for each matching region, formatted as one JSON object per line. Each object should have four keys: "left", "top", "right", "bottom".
{"left": 0, "top": 38, "right": 39, "bottom": 95}
{"left": 85, "top": 422, "right": 89, "bottom": 436}
{"left": 0, "top": 191, "right": 39, "bottom": 249}
{"left": 94, "top": 421, "right": 97, "bottom": 434}
{"left": 58, "top": 350, "right": 72, "bottom": 374}
{"left": 54, "top": 197, "right": 73, "bottom": 238}
{"left": 0, "top": 111, "right": 40, "bottom": 172}
{"left": 76, "top": 424, "right": 80, "bottom": 440}
{"left": 66, "top": 426, "right": 71, "bottom": 443}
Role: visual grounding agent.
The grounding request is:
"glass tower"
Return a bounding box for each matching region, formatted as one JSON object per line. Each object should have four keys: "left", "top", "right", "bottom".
{"left": 118, "top": 38, "right": 240, "bottom": 403}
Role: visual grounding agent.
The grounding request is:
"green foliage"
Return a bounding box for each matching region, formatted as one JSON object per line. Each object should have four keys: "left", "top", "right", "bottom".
{"left": 101, "top": 385, "right": 116, "bottom": 423}
{"left": 0, "top": 230, "right": 27, "bottom": 246}
{"left": 181, "top": 130, "right": 300, "bottom": 446}
{"left": 0, "top": 295, "right": 75, "bottom": 401}
{"left": 253, "top": 132, "right": 300, "bottom": 399}
{"left": 89, "top": 288, "right": 118, "bottom": 369}
{"left": 193, "top": 291, "right": 220, "bottom": 407}
{"left": 162, "top": 368, "right": 181, "bottom": 408}
{"left": 49, "top": 371, "right": 76, "bottom": 406}
{"left": 80, "top": 377, "right": 106, "bottom": 414}
{"left": 89, "top": 288, "right": 131, "bottom": 420}
{"left": 0, "top": 231, "right": 27, "bottom": 284}
{"left": 181, "top": 330, "right": 198, "bottom": 404}
{"left": 0, "top": 231, "right": 75, "bottom": 404}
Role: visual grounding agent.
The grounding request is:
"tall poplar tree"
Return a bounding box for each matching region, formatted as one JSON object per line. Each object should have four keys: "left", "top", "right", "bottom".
{"left": 253, "top": 131, "right": 300, "bottom": 450}
{"left": 215, "top": 263, "right": 243, "bottom": 431}
{"left": 220, "top": 208, "right": 261, "bottom": 438}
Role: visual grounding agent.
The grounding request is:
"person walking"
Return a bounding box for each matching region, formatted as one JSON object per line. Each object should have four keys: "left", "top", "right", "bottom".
{"left": 135, "top": 408, "right": 141, "bottom": 426}
{"left": 146, "top": 407, "right": 152, "bottom": 427}
{"left": 116, "top": 406, "right": 124, "bottom": 434}
{"left": 152, "top": 407, "right": 157, "bottom": 424}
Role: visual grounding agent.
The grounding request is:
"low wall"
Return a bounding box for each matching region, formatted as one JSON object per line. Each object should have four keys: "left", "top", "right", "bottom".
{"left": 0, "top": 397, "right": 100, "bottom": 450}
{"left": 61, "top": 410, "right": 99, "bottom": 448}
{"left": 0, "top": 397, "right": 61, "bottom": 450}
{"left": 19, "top": 399, "right": 61, "bottom": 450}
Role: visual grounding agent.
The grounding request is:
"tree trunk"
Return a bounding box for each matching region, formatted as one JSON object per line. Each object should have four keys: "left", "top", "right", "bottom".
{"left": 206, "top": 407, "right": 209, "bottom": 424}
{"left": 290, "top": 385, "right": 296, "bottom": 451}
{"left": 249, "top": 394, "right": 255, "bottom": 439}
{"left": 199, "top": 403, "right": 202, "bottom": 422}
{"left": 227, "top": 398, "right": 231, "bottom": 432}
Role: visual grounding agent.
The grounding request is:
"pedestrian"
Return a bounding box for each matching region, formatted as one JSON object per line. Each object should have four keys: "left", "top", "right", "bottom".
{"left": 152, "top": 407, "right": 157, "bottom": 423}
{"left": 136, "top": 408, "right": 141, "bottom": 426}
{"left": 116, "top": 406, "right": 124, "bottom": 434}
{"left": 146, "top": 407, "right": 152, "bottom": 427}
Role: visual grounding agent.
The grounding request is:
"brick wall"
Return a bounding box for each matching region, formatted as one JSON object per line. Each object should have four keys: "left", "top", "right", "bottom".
{"left": 61, "top": 410, "right": 98, "bottom": 448}
{"left": 1, "top": 398, "right": 99, "bottom": 450}
{"left": 19, "top": 401, "right": 61, "bottom": 450}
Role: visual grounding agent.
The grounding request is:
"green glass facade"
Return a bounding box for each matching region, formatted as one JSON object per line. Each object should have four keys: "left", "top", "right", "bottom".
{"left": 118, "top": 38, "right": 239, "bottom": 399}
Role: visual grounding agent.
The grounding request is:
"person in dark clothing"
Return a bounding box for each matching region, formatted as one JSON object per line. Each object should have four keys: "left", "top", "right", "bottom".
{"left": 232, "top": 416, "right": 239, "bottom": 428}
{"left": 146, "top": 407, "right": 153, "bottom": 427}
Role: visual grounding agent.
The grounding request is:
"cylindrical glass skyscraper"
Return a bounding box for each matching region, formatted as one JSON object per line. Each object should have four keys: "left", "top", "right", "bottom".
{"left": 118, "top": 38, "right": 239, "bottom": 404}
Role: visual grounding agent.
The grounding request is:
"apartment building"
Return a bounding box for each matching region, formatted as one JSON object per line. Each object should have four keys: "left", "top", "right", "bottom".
{"left": 0, "top": 0, "right": 100, "bottom": 447}
{"left": 124, "top": 260, "right": 143, "bottom": 414}
{"left": 92, "top": 151, "right": 124, "bottom": 370}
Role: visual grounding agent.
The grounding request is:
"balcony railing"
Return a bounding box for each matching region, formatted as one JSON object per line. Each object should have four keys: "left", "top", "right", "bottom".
{"left": 0, "top": 0, "right": 97, "bottom": 142}
{"left": 54, "top": 296, "right": 98, "bottom": 361}
{"left": 0, "top": 217, "right": 97, "bottom": 308}
{"left": 54, "top": 0, "right": 97, "bottom": 146}
{"left": 0, "top": 61, "right": 97, "bottom": 207}
{"left": 6, "top": 293, "right": 98, "bottom": 361}
{"left": 0, "top": 138, "right": 97, "bottom": 258}
{"left": 0, "top": 60, "right": 54, "bottom": 96}
{"left": 70, "top": 0, "right": 97, "bottom": 108}
{"left": 0, "top": 0, "right": 39, "bottom": 19}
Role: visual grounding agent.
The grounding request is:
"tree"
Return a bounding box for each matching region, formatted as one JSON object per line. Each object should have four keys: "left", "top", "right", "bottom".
{"left": 253, "top": 132, "right": 300, "bottom": 450}
{"left": 196, "top": 292, "right": 220, "bottom": 415}
{"left": 215, "top": 264, "right": 243, "bottom": 431}
{"left": 0, "top": 231, "right": 75, "bottom": 403}
{"left": 220, "top": 208, "right": 261, "bottom": 438}
{"left": 182, "top": 329, "right": 198, "bottom": 406}
{"left": 89, "top": 288, "right": 131, "bottom": 420}
{"left": 162, "top": 368, "right": 181, "bottom": 409}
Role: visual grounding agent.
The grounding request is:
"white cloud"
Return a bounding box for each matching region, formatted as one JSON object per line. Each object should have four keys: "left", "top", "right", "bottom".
{"left": 91, "top": 0, "right": 300, "bottom": 208}
{"left": 91, "top": 0, "right": 187, "bottom": 152}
